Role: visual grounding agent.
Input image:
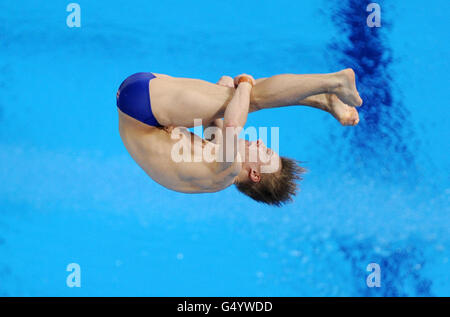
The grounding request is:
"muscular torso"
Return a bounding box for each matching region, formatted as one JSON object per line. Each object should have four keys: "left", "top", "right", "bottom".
{"left": 118, "top": 110, "right": 241, "bottom": 193}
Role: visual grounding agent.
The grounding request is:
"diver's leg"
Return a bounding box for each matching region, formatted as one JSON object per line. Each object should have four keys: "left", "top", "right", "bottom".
{"left": 149, "top": 76, "right": 234, "bottom": 127}
{"left": 149, "top": 69, "right": 361, "bottom": 127}
{"left": 246, "top": 71, "right": 360, "bottom": 125}
{"left": 217, "top": 75, "right": 358, "bottom": 125}
{"left": 248, "top": 70, "right": 361, "bottom": 126}
{"left": 250, "top": 69, "right": 362, "bottom": 110}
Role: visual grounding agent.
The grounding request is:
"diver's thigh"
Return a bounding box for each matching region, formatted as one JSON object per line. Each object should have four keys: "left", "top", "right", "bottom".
{"left": 150, "top": 77, "right": 233, "bottom": 127}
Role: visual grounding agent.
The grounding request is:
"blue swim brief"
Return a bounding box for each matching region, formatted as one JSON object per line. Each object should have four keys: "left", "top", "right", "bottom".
{"left": 116, "top": 72, "right": 162, "bottom": 127}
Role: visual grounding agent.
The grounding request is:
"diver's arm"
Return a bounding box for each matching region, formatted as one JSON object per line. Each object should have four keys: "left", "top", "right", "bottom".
{"left": 203, "top": 119, "right": 224, "bottom": 144}
{"left": 202, "top": 75, "right": 232, "bottom": 144}
{"left": 216, "top": 75, "right": 254, "bottom": 171}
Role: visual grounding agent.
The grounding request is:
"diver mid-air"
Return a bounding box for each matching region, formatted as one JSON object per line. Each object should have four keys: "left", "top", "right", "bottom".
{"left": 116, "top": 69, "right": 362, "bottom": 206}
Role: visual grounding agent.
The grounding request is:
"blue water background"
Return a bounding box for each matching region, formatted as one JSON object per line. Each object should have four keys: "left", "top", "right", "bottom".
{"left": 0, "top": 0, "right": 448, "bottom": 296}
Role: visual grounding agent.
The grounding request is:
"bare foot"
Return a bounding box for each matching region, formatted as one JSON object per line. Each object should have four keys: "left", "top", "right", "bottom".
{"left": 325, "top": 94, "right": 360, "bottom": 126}
{"left": 333, "top": 69, "right": 363, "bottom": 107}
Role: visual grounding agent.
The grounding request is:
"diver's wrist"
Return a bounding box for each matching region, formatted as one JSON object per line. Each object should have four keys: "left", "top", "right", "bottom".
{"left": 237, "top": 76, "right": 254, "bottom": 87}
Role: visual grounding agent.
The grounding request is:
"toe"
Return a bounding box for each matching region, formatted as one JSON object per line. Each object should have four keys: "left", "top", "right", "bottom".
{"left": 352, "top": 110, "right": 360, "bottom": 125}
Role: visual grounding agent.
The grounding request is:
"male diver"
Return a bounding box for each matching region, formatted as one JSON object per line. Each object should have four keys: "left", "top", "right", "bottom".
{"left": 116, "top": 70, "right": 362, "bottom": 206}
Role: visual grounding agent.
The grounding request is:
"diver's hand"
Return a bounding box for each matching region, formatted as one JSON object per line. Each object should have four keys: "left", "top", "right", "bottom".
{"left": 217, "top": 75, "right": 235, "bottom": 88}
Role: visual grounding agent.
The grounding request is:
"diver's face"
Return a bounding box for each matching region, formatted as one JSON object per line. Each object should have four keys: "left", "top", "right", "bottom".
{"left": 244, "top": 139, "right": 281, "bottom": 174}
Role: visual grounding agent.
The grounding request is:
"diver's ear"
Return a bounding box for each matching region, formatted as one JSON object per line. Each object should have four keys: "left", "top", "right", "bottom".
{"left": 249, "top": 168, "right": 261, "bottom": 183}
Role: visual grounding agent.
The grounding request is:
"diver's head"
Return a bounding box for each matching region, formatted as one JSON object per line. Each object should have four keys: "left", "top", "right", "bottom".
{"left": 235, "top": 140, "right": 305, "bottom": 206}
{"left": 239, "top": 139, "right": 280, "bottom": 179}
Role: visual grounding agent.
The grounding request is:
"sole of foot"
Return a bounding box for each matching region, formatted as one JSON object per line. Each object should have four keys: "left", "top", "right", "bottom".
{"left": 326, "top": 94, "right": 360, "bottom": 126}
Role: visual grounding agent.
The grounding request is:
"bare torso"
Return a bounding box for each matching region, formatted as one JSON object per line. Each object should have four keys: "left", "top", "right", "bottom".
{"left": 118, "top": 109, "right": 241, "bottom": 193}
{"left": 117, "top": 69, "right": 362, "bottom": 194}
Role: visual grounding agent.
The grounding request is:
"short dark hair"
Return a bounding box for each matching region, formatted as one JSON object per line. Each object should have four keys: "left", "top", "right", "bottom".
{"left": 235, "top": 157, "right": 306, "bottom": 207}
